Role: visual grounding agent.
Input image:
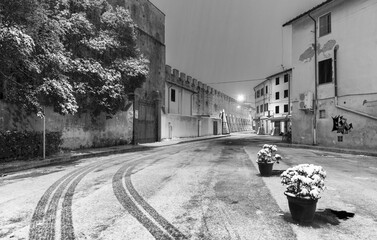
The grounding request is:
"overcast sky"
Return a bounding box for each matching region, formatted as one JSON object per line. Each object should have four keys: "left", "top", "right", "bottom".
{"left": 149, "top": 0, "right": 324, "bottom": 102}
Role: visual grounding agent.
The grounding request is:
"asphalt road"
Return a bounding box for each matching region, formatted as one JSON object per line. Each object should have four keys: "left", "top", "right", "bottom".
{"left": 0, "top": 133, "right": 376, "bottom": 239}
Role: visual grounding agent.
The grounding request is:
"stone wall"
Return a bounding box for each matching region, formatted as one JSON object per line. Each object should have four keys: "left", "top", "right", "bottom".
{"left": 0, "top": 102, "right": 133, "bottom": 149}
{"left": 0, "top": 0, "right": 165, "bottom": 150}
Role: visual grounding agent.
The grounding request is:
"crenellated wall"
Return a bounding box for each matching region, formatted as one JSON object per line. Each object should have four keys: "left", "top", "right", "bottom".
{"left": 163, "top": 65, "right": 253, "bottom": 139}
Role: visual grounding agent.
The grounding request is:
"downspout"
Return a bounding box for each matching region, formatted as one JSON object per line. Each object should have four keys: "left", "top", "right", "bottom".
{"left": 333, "top": 46, "right": 377, "bottom": 120}
{"left": 288, "top": 74, "right": 291, "bottom": 116}
{"left": 308, "top": 13, "right": 318, "bottom": 145}
{"left": 334, "top": 45, "right": 339, "bottom": 98}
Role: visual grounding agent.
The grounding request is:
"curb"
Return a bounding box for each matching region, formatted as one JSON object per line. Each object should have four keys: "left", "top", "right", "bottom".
{"left": 0, "top": 145, "right": 151, "bottom": 175}
{"left": 275, "top": 142, "right": 377, "bottom": 157}
{"left": 0, "top": 135, "right": 229, "bottom": 174}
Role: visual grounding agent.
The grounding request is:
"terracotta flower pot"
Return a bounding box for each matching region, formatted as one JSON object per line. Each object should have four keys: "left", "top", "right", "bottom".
{"left": 284, "top": 192, "right": 318, "bottom": 223}
{"left": 257, "top": 162, "right": 274, "bottom": 176}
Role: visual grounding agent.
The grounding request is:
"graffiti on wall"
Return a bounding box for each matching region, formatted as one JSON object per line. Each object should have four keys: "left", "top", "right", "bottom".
{"left": 332, "top": 115, "right": 353, "bottom": 134}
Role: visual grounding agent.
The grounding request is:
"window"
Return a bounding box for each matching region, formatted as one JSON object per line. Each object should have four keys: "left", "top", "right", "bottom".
{"left": 265, "top": 86, "right": 268, "bottom": 94}
{"left": 275, "top": 77, "right": 280, "bottom": 85}
{"left": 256, "top": 90, "right": 260, "bottom": 98}
{"left": 264, "top": 103, "right": 268, "bottom": 112}
{"left": 260, "top": 104, "right": 263, "bottom": 112}
{"left": 170, "top": 88, "right": 176, "bottom": 102}
{"left": 319, "top": 110, "right": 326, "bottom": 119}
{"left": 319, "top": 13, "right": 331, "bottom": 37}
{"left": 284, "top": 90, "right": 288, "bottom": 98}
{"left": 275, "top": 91, "right": 280, "bottom": 100}
{"left": 275, "top": 105, "right": 280, "bottom": 114}
{"left": 319, "top": 58, "right": 332, "bottom": 84}
{"left": 284, "top": 74, "right": 289, "bottom": 83}
{"left": 261, "top": 88, "right": 264, "bottom": 96}
{"left": 284, "top": 104, "right": 288, "bottom": 113}
{"left": 257, "top": 106, "right": 259, "bottom": 113}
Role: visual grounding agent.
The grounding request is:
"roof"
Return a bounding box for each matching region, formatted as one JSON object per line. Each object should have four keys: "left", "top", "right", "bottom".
{"left": 282, "top": 0, "right": 334, "bottom": 27}
{"left": 266, "top": 68, "right": 292, "bottom": 80}
{"left": 253, "top": 79, "right": 268, "bottom": 90}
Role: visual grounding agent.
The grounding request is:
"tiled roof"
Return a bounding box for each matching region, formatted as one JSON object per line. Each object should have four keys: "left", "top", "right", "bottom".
{"left": 282, "top": 0, "right": 334, "bottom": 26}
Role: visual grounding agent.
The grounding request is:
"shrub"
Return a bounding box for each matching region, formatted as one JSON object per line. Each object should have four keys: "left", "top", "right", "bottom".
{"left": 0, "top": 130, "right": 62, "bottom": 162}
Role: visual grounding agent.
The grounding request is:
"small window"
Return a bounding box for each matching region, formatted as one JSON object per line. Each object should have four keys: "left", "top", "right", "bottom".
{"left": 256, "top": 90, "right": 260, "bottom": 98}
{"left": 171, "top": 88, "right": 176, "bottom": 102}
{"left": 260, "top": 104, "right": 263, "bottom": 112}
{"left": 319, "top": 110, "right": 326, "bottom": 119}
{"left": 275, "top": 105, "right": 280, "bottom": 114}
{"left": 257, "top": 106, "right": 259, "bottom": 113}
{"left": 264, "top": 103, "right": 268, "bottom": 112}
{"left": 319, "top": 13, "right": 331, "bottom": 37}
{"left": 284, "top": 90, "right": 288, "bottom": 98}
{"left": 261, "top": 88, "right": 264, "bottom": 96}
{"left": 319, "top": 59, "right": 332, "bottom": 84}
{"left": 284, "top": 104, "right": 288, "bottom": 113}
{"left": 284, "top": 74, "right": 289, "bottom": 83}
{"left": 275, "top": 92, "right": 280, "bottom": 100}
{"left": 265, "top": 86, "right": 268, "bottom": 94}
{"left": 275, "top": 77, "right": 280, "bottom": 85}
{"left": 338, "top": 135, "right": 343, "bottom": 142}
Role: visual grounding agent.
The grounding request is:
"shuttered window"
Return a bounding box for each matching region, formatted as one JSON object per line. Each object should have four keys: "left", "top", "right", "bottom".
{"left": 319, "top": 13, "right": 331, "bottom": 37}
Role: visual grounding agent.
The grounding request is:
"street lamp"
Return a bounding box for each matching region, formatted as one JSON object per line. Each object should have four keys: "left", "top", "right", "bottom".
{"left": 237, "top": 94, "right": 245, "bottom": 103}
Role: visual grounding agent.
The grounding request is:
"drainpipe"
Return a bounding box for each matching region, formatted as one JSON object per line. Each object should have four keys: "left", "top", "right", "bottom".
{"left": 308, "top": 13, "right": 318, "bottom": 145}
{"left": 333, "top": 46, "right": 377, "bottom": 120}
{"left": 334, "top": 45, "right": 339, "bottom": 98}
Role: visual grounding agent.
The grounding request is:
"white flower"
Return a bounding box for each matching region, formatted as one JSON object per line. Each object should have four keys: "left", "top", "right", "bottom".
{"left": 257, "top": 144, "right": 282, "bottom": 164}
{"left": 281, "top": 164, "right": 326, "bottom": 200}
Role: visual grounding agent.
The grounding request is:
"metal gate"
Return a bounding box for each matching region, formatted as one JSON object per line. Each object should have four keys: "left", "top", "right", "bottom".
{"left": 134, "top": 100, "right": 158, "bottom": 144}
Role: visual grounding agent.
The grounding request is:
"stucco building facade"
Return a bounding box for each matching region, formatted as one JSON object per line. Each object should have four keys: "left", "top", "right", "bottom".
{"left": 254, "top": 69, "right": 292, "bottom": 135}
{"left": 283, "top": 0, "right": 377, "bottom": 150}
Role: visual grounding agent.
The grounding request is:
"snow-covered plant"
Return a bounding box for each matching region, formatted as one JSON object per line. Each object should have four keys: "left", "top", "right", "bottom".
{"left": 256, "top": 144, "right": 282, "bottom": 164}
{"left": 281, "top": 164, "right": 326, "bottom": 200}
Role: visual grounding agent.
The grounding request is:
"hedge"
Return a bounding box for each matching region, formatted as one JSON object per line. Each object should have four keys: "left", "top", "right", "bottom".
{"left": 0, "top": 130, "right": 63, "bottom": 162}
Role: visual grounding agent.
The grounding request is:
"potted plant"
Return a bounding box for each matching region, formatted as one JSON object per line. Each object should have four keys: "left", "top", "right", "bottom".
{"left": 280, "top": 164, "right": 326, "bottom": 223}
{"left": 256, "top": 144, "right": 282, "bottom": 176}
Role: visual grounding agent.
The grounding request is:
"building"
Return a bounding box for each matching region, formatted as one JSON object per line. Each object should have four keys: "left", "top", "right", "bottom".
{"left": 120, "top": 0, "right": 166, "bottom": 144}
{"left": 283, "top": 0, "right": 377, "bottom": 150}
{"left": 266, "top": 69, "right": 292, "bottom": 135}
{"left": 254, "top": 69, "right": 292, "bottom": 135}
{"left": 254, "top": 80, "right": 271, "bottom": 135}
{"left": 163, "top": 66, "right": 253, "bottom": 140}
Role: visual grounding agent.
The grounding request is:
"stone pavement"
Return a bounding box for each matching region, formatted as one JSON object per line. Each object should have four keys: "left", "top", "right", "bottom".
{"left": 1, "top": 132, "right": 377, "bottom": 174}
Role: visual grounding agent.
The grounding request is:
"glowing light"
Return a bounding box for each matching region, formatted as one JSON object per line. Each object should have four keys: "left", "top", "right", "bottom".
{"left": 237, "top": 94, "right": 245, "bottom": 102}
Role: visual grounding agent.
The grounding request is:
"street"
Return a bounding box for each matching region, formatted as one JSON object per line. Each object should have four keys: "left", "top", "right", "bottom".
{"left": 1, "top": 133, "right": 377, "bottom": 240}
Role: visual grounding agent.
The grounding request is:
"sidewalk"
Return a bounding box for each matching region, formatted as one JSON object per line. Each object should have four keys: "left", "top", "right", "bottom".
{"left": 0, "top": 134, "right": 230, "bottom": 174}
{"left": 269, "top": 136, "right": 377, "bottom": 157}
